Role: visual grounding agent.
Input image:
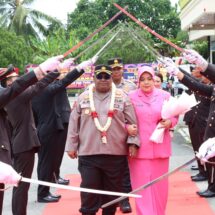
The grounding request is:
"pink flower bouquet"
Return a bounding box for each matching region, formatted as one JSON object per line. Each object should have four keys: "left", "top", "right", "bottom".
{"left": 150, "top": 93, "right": 198, "bottom": 143}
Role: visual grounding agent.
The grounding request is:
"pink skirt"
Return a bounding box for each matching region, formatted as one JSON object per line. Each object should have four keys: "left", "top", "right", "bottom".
{"left": 129, "top": 158, "right": 169, "bottom": 215}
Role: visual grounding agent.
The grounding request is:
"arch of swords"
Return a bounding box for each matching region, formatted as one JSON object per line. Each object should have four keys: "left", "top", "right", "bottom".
{"left": 18, "top": 3, "right": 197, "bottom": 208}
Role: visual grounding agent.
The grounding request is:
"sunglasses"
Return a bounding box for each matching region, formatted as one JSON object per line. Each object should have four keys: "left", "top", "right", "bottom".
{"left": 96, "top": 73, "right": 111, "bottom": 80}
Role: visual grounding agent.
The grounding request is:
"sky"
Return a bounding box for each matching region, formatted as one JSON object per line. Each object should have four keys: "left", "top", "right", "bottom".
{"left": 32, "top": 0, "right": 80, "bottom": 24}
{"left": 33, "top": 0, "right": 179, "bottom": 24}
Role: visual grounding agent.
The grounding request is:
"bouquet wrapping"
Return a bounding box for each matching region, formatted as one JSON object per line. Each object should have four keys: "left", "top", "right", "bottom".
{"left": 150, "top": 93, "right": 198, "bottom": 143}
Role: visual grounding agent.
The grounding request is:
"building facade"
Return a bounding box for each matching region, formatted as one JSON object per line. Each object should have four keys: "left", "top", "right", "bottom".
{"left": 179, "top": 0, "right": 215, "bottom": 63}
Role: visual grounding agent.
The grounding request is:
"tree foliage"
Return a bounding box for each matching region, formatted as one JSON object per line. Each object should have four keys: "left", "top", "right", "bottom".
{"left": 0, "top": 0, "right": 185, "bottom": 67}
{"left": 29, "top": 27, "right": 74, "bottom": 63}
{"left": 0, "top": 27, "right": 33, "bottom": 70}
{"left": 67, "top": 0, "right": 181, "bottom": 63}
{"left": 0, "top": 0, "right": 62, "bottom": 40}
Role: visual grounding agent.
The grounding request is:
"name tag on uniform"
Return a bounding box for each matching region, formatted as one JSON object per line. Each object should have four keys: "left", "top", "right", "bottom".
{"left": 114, "top": 103, "right": 124, "bottom": 111}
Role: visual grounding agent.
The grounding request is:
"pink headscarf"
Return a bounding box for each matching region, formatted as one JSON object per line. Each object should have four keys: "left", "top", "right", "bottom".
{"left": 138, "top": 66, "right": 155, "bottom": 81}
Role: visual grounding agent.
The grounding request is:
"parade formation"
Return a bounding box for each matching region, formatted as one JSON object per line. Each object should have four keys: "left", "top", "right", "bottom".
{"left": 1, "top": 1, "right": 215, "bottom": 215}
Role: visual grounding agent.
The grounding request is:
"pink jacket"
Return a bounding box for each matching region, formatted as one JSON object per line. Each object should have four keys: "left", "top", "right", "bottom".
{"left": 129, "top": 88, "right": 178, "bottom": 159}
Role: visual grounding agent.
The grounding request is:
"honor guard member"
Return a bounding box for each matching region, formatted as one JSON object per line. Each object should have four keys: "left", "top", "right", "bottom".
{"left": 0, "top": 56, "right": 63, "bottom": 215}
{"left": 32, "top": 58, "right": 94, "bottom": 203}
{"left": 4, "top": 67, "right": 61, "bottom": 215}
{"left": 164, "top": 57, "right": 215, "bottom": 198}
{"left": 108, "top": 58, "right": 137, "bottom": 213}
{"left": 66, "top": 64, "right": 140, "bottom": 215}
{"left": 180, "top": 67, "right": 210, "bottom": 182}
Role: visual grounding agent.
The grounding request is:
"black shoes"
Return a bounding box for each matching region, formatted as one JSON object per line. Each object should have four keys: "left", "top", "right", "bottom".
{"left": 38, "top": 192, "right": 61, "bottom": 203}
{"left": 49, "top": 192, "right": 61, "bottom": 199}
{"left": 191, "top": 173, "right": 207, "bottom": 182}
{"left": 197, "top": 189, "right": 215, "bottom": 198}
{"left": 191, "top": 165, "right": 199, "bottom": 171}
{"left": 57, "top": 177, "right": 70, "bottom": 185}
{"left": 119, "top": 200, "right": 132, "bottom": 213}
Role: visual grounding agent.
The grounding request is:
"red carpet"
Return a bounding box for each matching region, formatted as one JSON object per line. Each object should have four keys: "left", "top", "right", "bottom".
{"left": 42, "top": 172, "right": 214, "bottom": 215}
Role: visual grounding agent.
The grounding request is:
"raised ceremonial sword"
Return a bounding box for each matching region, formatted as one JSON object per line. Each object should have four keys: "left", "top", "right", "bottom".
{"left": 101, "top": 157, "right": 196, "bottom": 208}
{"left": 113, "top": 3, "right": 184, "bottom": 53}
{"left": 63, "top": 5, "right": 128, "bottom": 57}
{"left": 21, "top": 177, "right": 141, "bottom": 198}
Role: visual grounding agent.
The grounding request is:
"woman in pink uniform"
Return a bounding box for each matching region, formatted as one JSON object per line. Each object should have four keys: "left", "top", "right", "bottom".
{"left": 129, "top": 66, "right": 178, "bottom": 215}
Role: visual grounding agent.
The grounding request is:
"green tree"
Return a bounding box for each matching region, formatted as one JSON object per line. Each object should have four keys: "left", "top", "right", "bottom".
{"left": 0, "top": 0, "right": 62, "bottom": 40}
{"left": 0, "top": 27, "right": 33, "bottom": 71}
{"left": 67, "top": 0, "right": 181, "bottom": 63}
{"left": 192, "top": 40, "right": 209, "bottom": 60}
{"left": 29, "top": 27, "right": 80, "bottom": 63}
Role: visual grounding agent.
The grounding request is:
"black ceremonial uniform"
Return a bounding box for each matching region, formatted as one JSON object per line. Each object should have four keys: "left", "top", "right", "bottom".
{"left": 181, "top": 74, "right": 215, "bottom": 192}
{"left": 5, "top": 71, "right": 59, "bottom": 215}
{"left": 0, "top": 72, "right": 38, "bottom": 215}
{"left": 201, "top": 63, "right": 215, "bottom": 83}
{"left": 181, "top": 69, "right": 210, "bottom": 178}
{"left": 32, "top": 68, "right": 84, "bottom": 200}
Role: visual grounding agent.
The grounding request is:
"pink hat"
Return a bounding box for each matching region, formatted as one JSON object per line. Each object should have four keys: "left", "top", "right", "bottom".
{"left": 138, "top": 66, "right": 155, "bottom": 81}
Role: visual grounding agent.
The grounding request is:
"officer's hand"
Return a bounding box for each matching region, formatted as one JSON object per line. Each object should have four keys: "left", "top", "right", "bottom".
{"left": 196, "top": 138, "right": 215, "bottom": 164}
{"left": 59, "top": 58, "right": 74, "bottom": 71}
{"left": 161, "top": 57, "right": 180, "bottom": 76}
{"left": 76, "top": 57, "right": 97, "bottom": 72}
{"left": 126, "top": 124, "right": 138, "bottom": 136}
{"left": 0, "top": 161, "right": 21, "bottom": 186}
{"left": 39, "top": 55, "right": 63, "bottom": 73}
{"left": 183, "top": 49, "right": 208, "bottom": 72}
{"left": 67, "top": 151, "right": 77, "bottom": 159}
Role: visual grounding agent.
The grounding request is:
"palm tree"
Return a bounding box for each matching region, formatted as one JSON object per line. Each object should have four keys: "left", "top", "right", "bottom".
{"left": 0, "top": 0, "right": 62, "bottom": 39}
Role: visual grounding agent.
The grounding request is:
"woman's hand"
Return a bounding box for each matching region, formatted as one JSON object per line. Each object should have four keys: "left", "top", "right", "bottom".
{"left": 129, "top": 145, "right": 138, "bottom": 158}
{"left": 159, "top": 119, "right": 172, "bottom": 129}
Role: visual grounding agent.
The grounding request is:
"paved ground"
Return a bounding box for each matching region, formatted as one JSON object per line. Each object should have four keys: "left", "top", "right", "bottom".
{"left": 2, "top": 115, "right": 215, "bottom": 214}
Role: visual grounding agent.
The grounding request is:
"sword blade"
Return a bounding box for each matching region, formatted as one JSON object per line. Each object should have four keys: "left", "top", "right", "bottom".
{"left": 73, "top": 23, "right": 120, "bottom": 61}
{"left": 63, "top": 5, "right": 128, "bottom": 57}
{"left": 101, "top": 157, "right": 196, "bottom": 208}
{"left": 113, "top": 3, "right": 184, "bottom": 53}
{"left": 93, "top": 29, "right": 121, "bottom": 58}
{"left": 21, "top": 177, "right": 141, "bottom": 198}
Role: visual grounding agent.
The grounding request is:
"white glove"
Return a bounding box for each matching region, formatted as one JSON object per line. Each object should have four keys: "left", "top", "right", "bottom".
{"left": 0, "top": 161, "right": 21, "bottom": 186}
{"left": 76, "top": 57, "right": 96, "bottom": 72}
{"left": 39, "top": 55, "right": 64, "bottom": 73}
{"left": 183, "top": 49, "right": 208, "bottom": 72}
{"left": 59, "top": 58, "right": 74, "bottom": 70}
{"left": 196, "top": 138, "right": 215, "bottom": 164}
{"left": 161, "top": 57, "right": 180, "bottom": 76}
